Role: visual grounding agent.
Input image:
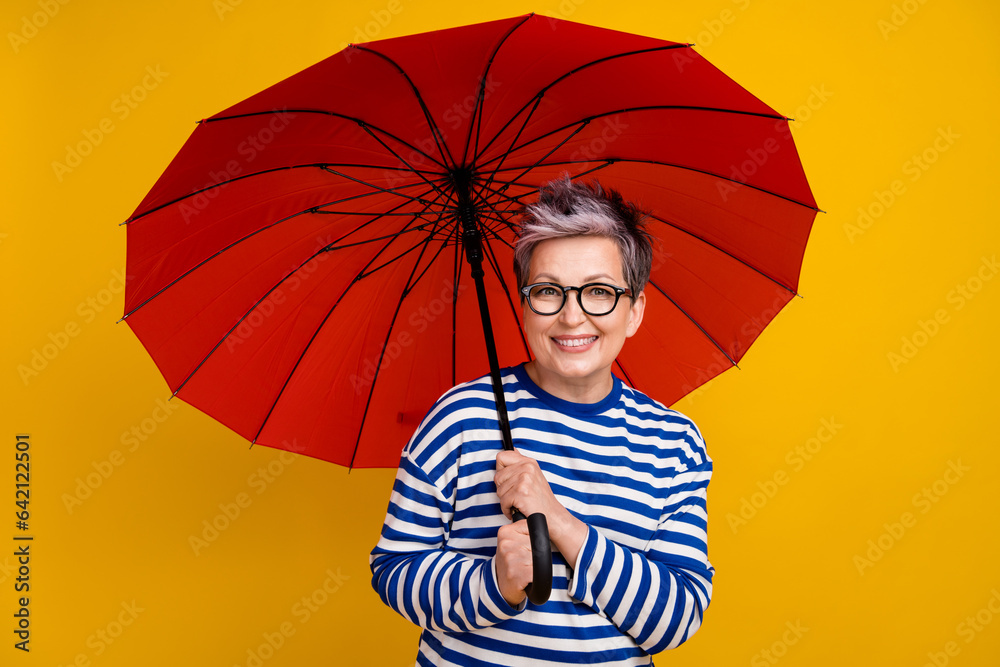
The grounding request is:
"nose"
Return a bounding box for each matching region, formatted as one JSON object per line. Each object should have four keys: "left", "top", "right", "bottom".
{"left": 558, "top": 288, "right": 588, "bottom": 326}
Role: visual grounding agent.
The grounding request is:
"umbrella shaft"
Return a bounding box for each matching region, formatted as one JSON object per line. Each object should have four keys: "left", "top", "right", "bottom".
{"left": 471, "top": 267, "right": 515, "bottom": 452}
{"left": 454, "top": 170, "right": 515, "bottom": 453}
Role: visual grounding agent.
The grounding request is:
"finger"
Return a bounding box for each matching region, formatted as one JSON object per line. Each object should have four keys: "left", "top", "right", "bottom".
{"left": 494, "top": 469, "right": 528, "bottom": 519}
{"left": 496, "top": 486, "right": 516, "bottom": 521}
{"left": 494, "top": 452, "right": 519, "bottom": 494}
{"left": 496, "top": 450, "right": 520, "bottom": 469}
{"left": 499, "top": 520, "right": 531, "bottom": 539}
{"left": 495, "top": 451, "right": 533, "bottom": 489}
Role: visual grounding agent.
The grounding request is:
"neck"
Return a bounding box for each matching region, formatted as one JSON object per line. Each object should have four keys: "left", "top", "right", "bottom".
{"left": 523, "top": 361, "right": 613, "bottom": 404}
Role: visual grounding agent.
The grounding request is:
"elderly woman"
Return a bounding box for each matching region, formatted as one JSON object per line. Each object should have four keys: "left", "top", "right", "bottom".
{"left": 370, "top": 177, "right": 713, "bottom": 666}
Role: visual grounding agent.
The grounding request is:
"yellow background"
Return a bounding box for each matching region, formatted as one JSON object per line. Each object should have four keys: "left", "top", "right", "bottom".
{"left": 3, "top": 0, "right": 999, "bottom": 665}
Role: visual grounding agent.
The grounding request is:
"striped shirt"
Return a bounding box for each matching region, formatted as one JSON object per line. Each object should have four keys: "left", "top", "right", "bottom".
{"left": 370, "top": 364, "right": 713, "bottom": 666}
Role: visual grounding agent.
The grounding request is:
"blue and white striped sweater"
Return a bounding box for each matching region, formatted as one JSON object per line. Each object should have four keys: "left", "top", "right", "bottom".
{"left": 371, "top": 364, "right": 713, "bottom": 665}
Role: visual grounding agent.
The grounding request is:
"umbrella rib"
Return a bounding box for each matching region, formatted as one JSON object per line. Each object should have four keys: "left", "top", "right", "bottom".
{"left": 463, "top": 13, "right": 535, "bottom": 167}
{"left": 348, "top": 220, "right": 454, "bottom": 469}
{"left": 472, "top": 179, "right": 519, "bottom": 227}
{"left": 249, "top": 195, "right": 445, "bottom": 446}
{"left": 647, "top": 278, "right": 740, "bottom": 369}
{"left": 163, "top": 199, "right": 439, "bottom": 397}
{"left": 312, "top": 210, "right": 440, "bottom": 217}
{"left": 347, "top": 195, "right": 456, "bottom": 281}
{"left": 482, "top": 121, "right": 590, "bottom": 198}
{"left": 477, "top": 95, "right": 545, "bottom": 196}
{"left": 399, "top": 219, "right": 459, "bottom": 290}
{"left": 480, "top": 105, "right": 790, "bottom": 175}
{"left": 313, "top": 219, "right": 439, "bottom": 250}
{"left": 482, "top": 166, "right": 802, "bottom": 295}
{"left": 472, "top": 177, "right": 526, "bottom": 213}
{"left": 648, "top": 213, "right": 800, "bottom": 295}
{"left": 451, "top": 229, "right": 462, "bottom": 388}
{"left": 475, "top": 43, "right": 693, "bottom": 160}
{"left": 479, "top": 160, "right": 617, "bottom": 212}
{"left": 354, "top": 125, "right": 455, "bottom": 203}
{"left": 311, "top": 182, "right": 447, "bottom": 249}
{"left": 491, "top": 155, "right": 820, "bottom": 212}
{"left": 169, "top": 246, "right": 330, "bottom": 397}
{"left": 200, "top": 108, "right": 450, "bottom": 171}
{"left": 354, "top": 188, "right": 457, "bottom": 276}
{"left": 321, "top": 166, "right": 450, "bottom": 208}
{"left": 356, "top": 224, "right": 450, "bottom": 281}
{"left": 348, "top": 45, "right": 458, "bottom": 172}
{"left": 478, "top": 213, "right": 518, "bottom": 240}
{"left": 613, "top": 359, "right": 636, "bottom": 388}
{"left": 123, "top": 162, "right": 444, "bottom": 225}
{"left": 121, "top": 185, "right": 442, "bottom": 321}
{"left": 484, "top": 165, "right": 802, "bottom": 295}
{"left": 477, "top": 211, "right": 517, "bottom": 242}
{"left": 475, "top": 198, "right": 522, "bottom": 242}
{"left": 478, "top": 224, "right": 531, "bottom": 361}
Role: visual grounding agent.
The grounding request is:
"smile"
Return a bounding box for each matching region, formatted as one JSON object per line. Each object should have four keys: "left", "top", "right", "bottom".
{"left": 553, "top": 336, "right": 598, "bottom": 348}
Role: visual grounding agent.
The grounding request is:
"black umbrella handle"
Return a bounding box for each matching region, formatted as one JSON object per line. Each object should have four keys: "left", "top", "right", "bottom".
{"left": 455, "top": 169, "right": 552, "bottom": 605}
{"left": 512, "top": 508, "right": 552, "bottom": 605}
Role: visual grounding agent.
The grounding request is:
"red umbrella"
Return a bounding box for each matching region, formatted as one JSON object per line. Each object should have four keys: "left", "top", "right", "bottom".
{"left": 123, "top": 13, "right": 817, "bottom": 472}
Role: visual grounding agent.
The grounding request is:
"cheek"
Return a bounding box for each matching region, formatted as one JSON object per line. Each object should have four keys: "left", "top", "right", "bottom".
{"left": 522, "top": 312, "right": 548, "bottom": 344}
{"left": 606, "top": 314, "right": 636, "bottom": 342}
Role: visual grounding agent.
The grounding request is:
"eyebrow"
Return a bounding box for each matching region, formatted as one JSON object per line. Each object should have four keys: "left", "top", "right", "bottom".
{"left": 533, "top": 272, "right": 620, "bottom": 283}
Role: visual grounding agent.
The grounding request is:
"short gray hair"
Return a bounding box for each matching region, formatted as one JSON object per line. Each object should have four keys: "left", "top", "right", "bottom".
{"left": 513, "top": 176, "right": 653, "bottom": 297}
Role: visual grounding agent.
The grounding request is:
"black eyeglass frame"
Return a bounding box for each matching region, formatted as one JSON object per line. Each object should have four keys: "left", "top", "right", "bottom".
{"left": 519, "top": 282, "right": 634, "bottom": 317}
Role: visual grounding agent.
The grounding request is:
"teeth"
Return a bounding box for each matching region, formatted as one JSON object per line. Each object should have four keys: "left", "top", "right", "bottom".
{"left": 556, "top": 336, "right": 597, "bottom": 347}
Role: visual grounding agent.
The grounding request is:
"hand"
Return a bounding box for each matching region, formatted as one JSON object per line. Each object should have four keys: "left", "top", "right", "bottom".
{"left": 494, "top": 450, "right": 562, "bottom": 522}
{"left": 495, "top": 520, "right": 533, "bottom": 606}
{"left": 494, "top": 450, "right": 588, "bottom": 567}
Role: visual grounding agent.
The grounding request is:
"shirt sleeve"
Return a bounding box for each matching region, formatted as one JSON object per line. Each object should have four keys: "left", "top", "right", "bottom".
{"left": 566, "top": 458, "right": 714, "bottom": 654}
{"left": 369, "top": 427, "right": 525, "bottom": 633}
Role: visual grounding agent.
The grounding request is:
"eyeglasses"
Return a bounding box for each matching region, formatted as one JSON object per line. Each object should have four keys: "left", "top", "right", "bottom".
{"left": 520, "top": 282, "right": 633, "bottom": 316}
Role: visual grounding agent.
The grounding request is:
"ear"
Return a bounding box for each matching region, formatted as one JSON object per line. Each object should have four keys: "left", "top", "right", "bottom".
{"left": 625, "top": 290, "right": 645, "bottom": 338}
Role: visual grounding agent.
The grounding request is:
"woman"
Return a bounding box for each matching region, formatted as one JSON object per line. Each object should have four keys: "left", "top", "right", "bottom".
{"left": 371, "top": 177, "right": 713, "bottom": 666}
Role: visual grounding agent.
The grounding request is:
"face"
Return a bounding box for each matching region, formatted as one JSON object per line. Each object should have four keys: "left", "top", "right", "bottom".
{"left": 521, "top": 235, "right": 645, "bottom": 402}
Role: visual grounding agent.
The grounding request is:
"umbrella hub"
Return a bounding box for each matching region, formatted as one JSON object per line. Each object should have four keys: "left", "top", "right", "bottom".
{"left": 451, "top": 167, "right": 485, "bottom": 267}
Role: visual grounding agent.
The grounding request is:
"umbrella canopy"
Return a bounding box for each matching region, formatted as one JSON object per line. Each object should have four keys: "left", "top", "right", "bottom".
{"left": 123, "top": 13, "right": 818, "bottom": 468}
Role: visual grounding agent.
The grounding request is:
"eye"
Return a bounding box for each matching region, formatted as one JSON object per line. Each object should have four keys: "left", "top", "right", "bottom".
{"left": 585, "top": 285, "right": 616, "bottom": 298}
{"left": 530, "top": 285, "right": 561, "bottom": 298}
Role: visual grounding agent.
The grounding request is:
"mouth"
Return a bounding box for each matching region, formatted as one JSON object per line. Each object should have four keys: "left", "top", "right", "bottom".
{"left": 553, "top": 335, "right": 598, "bottom": 350}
